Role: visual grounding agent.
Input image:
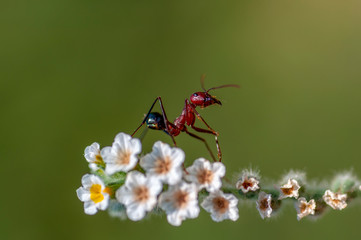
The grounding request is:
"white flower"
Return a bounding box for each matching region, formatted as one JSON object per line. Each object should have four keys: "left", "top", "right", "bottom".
{"left": 159, "top": 181, "right": 200, "bottom": 226}
{"left": 235, "top": 168, "right": 260, "bottom": 193}
{"left": 236, "top": 176, "right": 259, "bottom": 193}
{"left": 116, "top": 171, "right": 162, "bottom": 221}
{"left": 256, "top": 191, "right": 272, "bottom": 219}
{"left": 201, "top": 190, "right": 239, "bottom": 222}
{"left": 140, "top": 141, "right": 184, "bottom": 185}
{"left": 76, "top": 174, "right": 111, "bottom": 215}
{"left": 184, "top": 158, "right": 225, "bottom": 192}
{"left": 279, "top": 179, "right": 300, "bottom": 199}
{"left": 322, "top": 189, "right": 347, "bottom": 210}
{"left": 84, "top": 142, "right": 104, "bottom": 171}
{"left": 295, "top": 197, "right": 316, "bottom": 220}
{"left": 101, "top": 132, "right": 141, "bottom": 175}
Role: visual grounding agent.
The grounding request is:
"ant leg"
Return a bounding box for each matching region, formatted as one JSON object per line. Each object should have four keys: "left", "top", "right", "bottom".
{"left": 183, "top": 128, "right": 217, "bottom": 162}
{"left": 190, "top": 125, "right": 222, "bottom": 162}
{"left": 192, "top": 107, "right": 219, "bottom": 136}
{"left": 191, "top": 125, "right": 214, "bottom": 135}
{"left": 156, "top": 97, "right": 178, "bottom": 147}
{"left": 132, "top": 97, "right": 160, "bottom": 137}
{"left": 132, "top": 97, "right": 178, "bottom": 147}
{"left": 187, "top": 104, "right": 222, "bottom": 161}
{"left": 169, "top": 134, "right": 177, "bottom": 147}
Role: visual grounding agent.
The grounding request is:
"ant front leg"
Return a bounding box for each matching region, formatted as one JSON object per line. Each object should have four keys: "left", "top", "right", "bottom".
{"left": 131, "top": 97, "right": 177, "bottom": 147}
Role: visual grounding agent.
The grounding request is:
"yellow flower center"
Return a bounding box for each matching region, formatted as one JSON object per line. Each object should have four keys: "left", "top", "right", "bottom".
{"left": 103, "top": 187, "right": 113, "bottom": 196}
{"left": 90, "top": 184, "right": 104, "bottom": 203}
{"left": 94, "top": 154, "right": 104, "bottom": 165}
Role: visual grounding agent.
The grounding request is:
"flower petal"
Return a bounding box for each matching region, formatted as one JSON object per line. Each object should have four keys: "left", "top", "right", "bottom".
{"left": 126, "top": 202, "right": 146, "bottom": 221}
{"left": 76, "top": 187, "right": 90, "bottom": 202}
{"left": 84, "top": 201, "right": 98, "bottom": 215}
{"left": 81, "top": 174, "right": 93, "bottom": 189}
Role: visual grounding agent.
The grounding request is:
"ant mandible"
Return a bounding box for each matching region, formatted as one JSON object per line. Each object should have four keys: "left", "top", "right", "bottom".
{"left": 131, "top": 75, "right": 239, "bottom": 162}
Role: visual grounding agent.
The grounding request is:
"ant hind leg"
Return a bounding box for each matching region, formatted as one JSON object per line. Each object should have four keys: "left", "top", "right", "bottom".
{"left": 190, "top": 125, "right": 222, "bottom": 162}
{"left": 183, "top": 128, "right": 217, "bottom": 162}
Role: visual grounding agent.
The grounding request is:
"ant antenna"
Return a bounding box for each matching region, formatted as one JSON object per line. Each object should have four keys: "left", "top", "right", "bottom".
{"left": 206, "top": 84, "right": 240, "bottom": 93}
{"left": 201, "top": 74, "right": 240, "bottom": 93}
{"left": 200, "top": 74, "right": 240, "bottom": 93}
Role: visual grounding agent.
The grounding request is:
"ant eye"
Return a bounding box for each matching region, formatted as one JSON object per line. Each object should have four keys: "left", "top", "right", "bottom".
{"left": 193, "top": 93, "right": 198, "bottom": 97}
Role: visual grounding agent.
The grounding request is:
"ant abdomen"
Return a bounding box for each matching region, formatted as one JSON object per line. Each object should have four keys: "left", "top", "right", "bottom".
{"left": 146, "top": 112, "right": 166, "bottom": 130}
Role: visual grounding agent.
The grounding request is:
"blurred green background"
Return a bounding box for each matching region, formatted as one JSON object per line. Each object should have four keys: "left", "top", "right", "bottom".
{"left": 1, "top": 0, "right": 361, "bottom": 239}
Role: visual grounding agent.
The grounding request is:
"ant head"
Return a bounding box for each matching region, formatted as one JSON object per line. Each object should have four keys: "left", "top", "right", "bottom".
{"left": 189, "top": 75, "right": 240, "bottom": 108}
{"left": 190, "top": 91, "right": 222, "bottom": 108}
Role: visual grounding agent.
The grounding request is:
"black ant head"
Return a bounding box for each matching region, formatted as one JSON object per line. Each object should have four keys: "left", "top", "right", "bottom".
{"left": 190, "top": 75, "right": 240, "bottom": 108}
{"left": 146, "top": 112, "right": 166, "bottom": 130}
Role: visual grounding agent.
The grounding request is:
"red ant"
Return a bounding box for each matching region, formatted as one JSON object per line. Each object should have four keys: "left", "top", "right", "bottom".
{"left": 131, "top": 75, "right": 239, "bottom": 162}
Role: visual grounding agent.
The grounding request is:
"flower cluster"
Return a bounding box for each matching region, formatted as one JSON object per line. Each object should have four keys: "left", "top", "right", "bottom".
{"left": 77, "top": 132, "right": 238, "bottom": 226}
{"left": 77, "top": 132, "right": 361, "bottom": 224}
{"left": 235, "top": 170, "right": 359, "bottom": 221}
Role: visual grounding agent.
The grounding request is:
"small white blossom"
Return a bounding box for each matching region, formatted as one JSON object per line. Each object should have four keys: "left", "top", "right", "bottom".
{"left": 235, "top": 168, "right": 260, "bottom": 193}
{"left": 323, "top": 189, "right": 347, "bottom": 210}
{"left": 84, "top": 142, "right": 104, "bottom": 171}
{"left": 101, "top": 132, "right": 141, "bottom": 175}
{"left": 76, "top": 174, "right": 111, "bottom": 215}
{"left": 295, "top": 197, "right": 316, "bottom": 220}
{"left": 184, "top": 158, "right": 225, "bottom": 192}
{"left": 140, "top": 141, "right": 184, "bottom": 185}
{"left": 116, "top": 171, "right": 162, "bottom": 221}
{"left": 236, "top": 176, "right": 259, "bottom": 193}
{"left": 159, "top": 181, "right": 200, "bottom": 226}
{"left": 256, "top": 191, "right": 272, "bottom": 219}
{"left": 201, "top": 190, "right": 239, "bottom": 222}
{"left": 279, "top": 179, "right": 300, "bottom": 199}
